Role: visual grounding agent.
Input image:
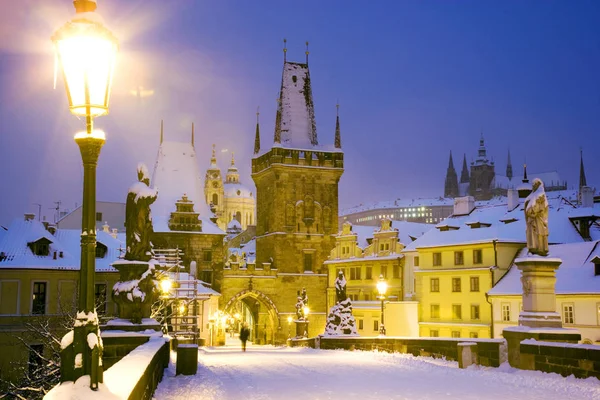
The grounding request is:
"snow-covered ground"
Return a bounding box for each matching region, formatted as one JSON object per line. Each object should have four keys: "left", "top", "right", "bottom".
{"left": 154, "top": 339, "right": 599, "bottom": 400}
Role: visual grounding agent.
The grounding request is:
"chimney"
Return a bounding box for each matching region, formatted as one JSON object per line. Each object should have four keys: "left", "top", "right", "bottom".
{"left": 453, "top": 196, "right": 475, "bottom": 216}
{"left": 59, "top": 251, "right": 64, "bottom": 258}
{"left": 190, "top": 260, "right": 197, "bottom": 279}
{"left": 111, "top": 228, "right": 118, "bottom": 239}
{"left": 102, "top": 222, "right": 110, "bottom": 233}
{"left": 581, "top": 186, "right": 594, "bottom": 208}
{"left": 53, "top": 251, "right": 57, "bottom": 260}
{"left": 24, "top": 213, "right": 35, "bottom": 221}
{"left": 507, "top": 189, "right": 519, "bottom": 211}
{"left": 47, "top": 224, "right": 57, "bottom": 235}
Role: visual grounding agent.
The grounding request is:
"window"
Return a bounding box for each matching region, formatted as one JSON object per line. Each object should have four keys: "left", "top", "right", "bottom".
{"left": 454, "top": 251, "right": 464, "bottom": 266}
{"left": 358, "top": 319, "right": 364, "bottom": 330}
{"left": 414, "top": 256, "right": 420, "bottom": 267}
{"left": 433, "top": 253, "right": 442, "bottom": 266}
{"left": 563, "top": 303, "right": 574, "bottom": 325}
{"left": 471, "top": 304, "right": 480, "bottom": 320}
{"left": 363, "top": 293, "right": 371, "bottom": 301}
{"left": 452, "top": 304, "right": 462, "bottom": 320}
{"left": 451, "top": 331, "right": 461, "bottom": 338}
{"left": 350, "top": 267, "right": 361, "bottom": 280}
{"left": 203, "top": 250, "right": 213, "bottom": 262}
{"left": 430, "top": 304, "right": 440, "bottom": 319}
{"left": 32, "top": 282, "right": 47, "bottom": 315}
{"left": 95, "top": 284, "right": 107, "bottom": 315}
{"left": 96, "top": 212, "right": 103, "bottom": 222}
{"left": 29, "top": 344, "right": 44, "bottom": 375}
{"left": 452, "top": 277, "right": 461, "bottom": 292}
{"left": 304, "top": 253, "right": 313, "bottom": 272}
{"left": 366, "top": 267, "right": 372, "bottom": 280}
{"left": 212, "top": 193, "right": 219, "bottom": 206}
{"left": 95, "top": 242, "right": 107, "bottom": 258}
{"left": 470, "top": 276, "right": 480, "bottom": 292}
{"left": 430, "top": 278, "right": 440, "bottom": 293}
{"left": 381, "top": 265, "right": 388, "bottom": 279}
{"left": 430, "top": 330, "right": 439, "bottom": 337}
{"left": 349, "top": 294, "right": 359, "bottom": 301}
{"left": 473, "top": 249, "right": 483, "bottom": 264}
{"left": 374, "top": 320, "right": 379, "bottom": 331}
{"left": 501, "top": 303, "right": 511, "bottom": 322}
{"left": 393, "top": 265, "right": 400, "bottom": 279}
{"left": 469, "top": 332, "right": 479, "bottom": 339}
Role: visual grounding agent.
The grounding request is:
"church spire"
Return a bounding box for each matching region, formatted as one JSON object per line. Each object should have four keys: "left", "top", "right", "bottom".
{"left": 191, "top": 122, "right": 195, "bottom": 147}
{"left": 506, "top": 149, "right": 513, "bottom": 180}
{"left": 444, "top": 151, "right": 459, "bottom": 198}
{"left": 460, "top": 153, "right": 469, "bottom": 183}
{"left": 210, "top": 144, "right": 217, "bottom": 167}
{"left": 254, "top": 108, "right": 261, "bottom": 155}
{"left": 231, "top": 152, "right": 236, "bottom": 167}
{"left": 523, "top": 163, "right": 528, "bottom": 183}
{"left": 334, "top": 103, "right": 341, "bottom": 149}
{"left": 160, "top": 119, "right": 164, "bottom": 144}
{"left": 579, "top": 149, "right": 587, "bottom": 190}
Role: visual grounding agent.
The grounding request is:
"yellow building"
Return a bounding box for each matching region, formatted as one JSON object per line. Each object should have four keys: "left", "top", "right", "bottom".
{"left": 324, "top": 219, "right": 421, "bottom": 337}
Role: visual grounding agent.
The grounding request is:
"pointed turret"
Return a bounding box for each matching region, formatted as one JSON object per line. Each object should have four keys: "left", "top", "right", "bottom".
{"left": 506, "top": 149, "right": 513, "bottom": 180}
{"left": 517, "top": 163, "right": 532, "bottom": 199}
{"left": 460, "top": 154, "right": 469, "bottom": 183}
{"left": 444, "top": 151, "right": 459, "bottom": 198}
{"left": 226, "top": 152, "right": 240, "bottom": 183}
{"left": 475, "top": 132, "right": 489, "bottom": 165}
{"left": 210, "top": 144, "right": 217, "bottom": 168}
{"left": 160, "top": 120, "right": 164, "bottom": 144}
{"left": 334, "top": 104, "right": 341, "bottom": 149}
{"left": 273, "top": 46, "right": 318, "bottom": 148}
{"left": 579, "top": 149, "right": 587, "bottom": 190}
{"left": 254, "top": 109, "right": 261, "bottom": 155}
{"left": 191, "top": 122, "right": 195, "bottom": 147}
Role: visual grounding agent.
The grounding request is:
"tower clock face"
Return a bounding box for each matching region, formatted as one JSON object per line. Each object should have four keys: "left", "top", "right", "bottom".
{"left": 213, "top": 181, "right": 219, "bottom": 188}
{"left": 212, "top": 173, "right": 219, "bottom": 179}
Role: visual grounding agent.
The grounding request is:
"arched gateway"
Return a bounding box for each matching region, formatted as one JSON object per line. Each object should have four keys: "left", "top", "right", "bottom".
{"left": 224, "top": 289, "right": 281, "bottom": 345}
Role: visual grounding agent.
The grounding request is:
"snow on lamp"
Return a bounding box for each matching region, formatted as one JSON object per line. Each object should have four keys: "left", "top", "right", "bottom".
{"left": 52, "top": 0, "right": 118, "bottom": 122}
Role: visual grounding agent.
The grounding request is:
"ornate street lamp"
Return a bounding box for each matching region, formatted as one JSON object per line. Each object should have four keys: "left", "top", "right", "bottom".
{"left": 376, "top": 274, "right": 388, "bottom": 336}
{"left": 287, "top": 315, "right": 293, "bottom": 339}
{"left": 52, "top": 0, "right": 118, "bottom": 390}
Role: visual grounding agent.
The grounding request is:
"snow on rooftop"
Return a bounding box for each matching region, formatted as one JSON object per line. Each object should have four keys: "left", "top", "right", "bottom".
{"left": 493, "top": 171, "right": 564, "bottom": 190}
{"left": 489, "top": 241, "right": 600, "bottom": 295}
{"left": 223, "top": 182, "right": 254, "bottom": 199}
{"left": 350, "top": 221, "right": 432, "bottom": 248}
{"left": 0, "top": 218, "right": 122, "bottom": 271}
{"left": 150, "top": 140, "right": 223, "bottom": 235}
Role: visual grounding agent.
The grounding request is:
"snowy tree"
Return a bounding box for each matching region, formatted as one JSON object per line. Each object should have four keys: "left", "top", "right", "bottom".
{"left": 324, "top": 270, "right": 358, "bottom": 336}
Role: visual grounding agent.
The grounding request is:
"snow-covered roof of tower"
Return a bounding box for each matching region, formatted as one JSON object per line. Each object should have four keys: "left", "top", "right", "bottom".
{"left": 224, "top": 182, "right": 254, "bottom": 199}
{"left": 0, "top": 218, "right": 122, "bottom": 271}
{"left": 150, "top": 140, "right": 223, "bottom": 235}
{"left": 488, "top": 241, "right": 600, "bottom": 295}
{"left": 350, "top": 221, "right": 432, "bottom": 248}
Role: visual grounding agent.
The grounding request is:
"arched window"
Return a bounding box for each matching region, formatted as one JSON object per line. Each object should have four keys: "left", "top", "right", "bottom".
{"left": 212, "top": 193, "right": 218, "bottom": 206}
{"left": 236, "top": 211, "right": 242, "bottom": 223}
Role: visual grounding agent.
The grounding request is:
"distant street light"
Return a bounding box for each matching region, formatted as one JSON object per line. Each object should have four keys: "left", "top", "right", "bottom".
{"left": 52, "top": 0, "right": 118, "bottom": 390}
{"left": 303, "top": 306, "right": 310, "bottom": 320}
{"left": 287, "top": 315, "right": 293, "bottom": 339}
{"left": 377, "top": 275, "right": 388, "bottom": 336}
{"left": 160, "top": 278, "right": 172, "bottom": 295}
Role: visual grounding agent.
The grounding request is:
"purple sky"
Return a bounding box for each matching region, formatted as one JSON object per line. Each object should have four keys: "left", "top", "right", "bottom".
{"left": 1, "top": 1, "right": 599, "bottom": 227}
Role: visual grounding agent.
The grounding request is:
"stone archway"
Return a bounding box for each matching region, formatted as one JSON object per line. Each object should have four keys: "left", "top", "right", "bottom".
{"left": 224, "top": 289, "right": 281, "bottom": 345}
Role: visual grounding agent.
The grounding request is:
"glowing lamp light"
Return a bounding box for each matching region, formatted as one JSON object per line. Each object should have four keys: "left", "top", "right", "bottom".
{"left": 303, "top": 306, "right": 310, "bottom": 318}
{"left": 234, "top": 313, "right": 241, "bottom": 320}
{"left": 287, "top": 316, "right": 293, "bottom": 324}
{"left": 160, "top": 279, "right": 172, "bottom": 294}
{"left": 179, "top": 304, "right": 186, "bottom": 314}
{"left": 52, "top": 0, "right": 118, "bottom": 119}
{"left": 377, "top": 275, "right": 388, "bottom": 298}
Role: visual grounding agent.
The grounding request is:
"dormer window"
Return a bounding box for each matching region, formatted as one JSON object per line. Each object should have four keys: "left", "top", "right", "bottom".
{"left": 96, "top": 242, "right": 108, "bottom": 258}
{"left": 28, "top": 238, "right": 52, "bottom": 257}
{"left": 592, "top": 256, "right": 600, "bottom": 276}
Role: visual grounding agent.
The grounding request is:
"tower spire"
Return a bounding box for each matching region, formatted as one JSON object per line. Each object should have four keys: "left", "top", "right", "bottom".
{"left": 579, "top": 148, "right": 587, "bottom": 190}
{"left": 334, "top": 103, "right": 341, "bottom": 149}
{"left": 191, "top": 122, "right": 195, "bottom": 147}
{"left": 210, "top": 144, "right": 217, "bottom": 167}
{"left": 283, "top": 38, "right": 287, "bottom": 63}
{"left": 523, "top": 163, "right": 528, "bottom": 183}
{"left": 254, "top": 107, "right": 261, "bottom": 155}
{"left": 305, "top": 41, "right": 309, "bottom": 64}
{"left": 506, "top": 148, "right": 513, "bottom": 180}
{"left": 460, "top": 153, "right": 469, "bottom": 183}
{"left": 231, "top": 152, "right": 235, "bottom": 167}
{"left": 444, "top": 151, "right": 459, "bottom": 198}
{"left": 160, "top": 119, "right": 164, "bottom": 144}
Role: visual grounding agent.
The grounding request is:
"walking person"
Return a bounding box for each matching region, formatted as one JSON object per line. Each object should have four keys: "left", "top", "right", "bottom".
{"left": 239, "top": 322, "right": 250, "bottom": 352}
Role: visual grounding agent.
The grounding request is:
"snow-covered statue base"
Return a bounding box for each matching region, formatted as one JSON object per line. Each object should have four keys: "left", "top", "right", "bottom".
{"left": 324, "top": 271, "right": 358, "bottom": 336}
{"left": 111, "top": 260, "right": 160, "bottom": 326}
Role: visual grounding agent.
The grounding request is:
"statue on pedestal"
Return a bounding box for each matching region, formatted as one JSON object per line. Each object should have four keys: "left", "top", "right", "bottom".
{"left": 524, "top": 178, "right": 549, "bottom": 256}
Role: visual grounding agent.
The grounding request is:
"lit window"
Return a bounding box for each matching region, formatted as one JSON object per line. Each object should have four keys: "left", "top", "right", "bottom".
{"left": 471, "top": 304, "right": 480, "bottom": 320}
{"left": 451, "top": 331, "right": 460, "bottom": 338}
{"left": 452, "top": 304, "right": 462, "bottom": 320}
{"left": 502, "top": 303, "right": 511, "bottom": 322}
{"left": 452, "top": 277, "right": 461, "bottom": 292}
{"left": 473, "top": 249, "right": 483, "bottom": 264}
{"left": 454, "top": 251, "right": 464, "bottom": 266}
{"left": 563, "top": 303, "right": 574, "bottom": 325}
{"left": 470, "top": 276, "right": 480, "bottom": 292}
{"left": 430, "top": 330, "right": 439, "bottom": 337}
{"left": 433, "top": 253, "right": 442, "bottom": 266}
{"left": 430, "top": 278, "right": 440, "bottom": 292}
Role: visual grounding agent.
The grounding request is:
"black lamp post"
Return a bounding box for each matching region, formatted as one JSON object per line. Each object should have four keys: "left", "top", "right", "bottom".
{"left": 52, "top": 0, "right": 118, "bottom": 390}
{"left": 376, "top": 274, "right": 388, "bottom": 336}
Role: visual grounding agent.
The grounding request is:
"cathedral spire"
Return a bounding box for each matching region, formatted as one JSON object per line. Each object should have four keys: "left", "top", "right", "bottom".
{"left": 522, "top": 163, "right": 528, "bottom": 183}
{"left": 191, "top": 122, "right": 195, "bottom": 148}
{"left": 160, "top": 119, "right": 164, "bottom": 144}
{"left": 334, "top": 103, "right": 341, "bottom": 149}
{"left": 460, "top": 153, "right": 469, "bottom": 183}
{"left": 579, "top": 149, "right": 587, "bottom": 190}
{"left": 444, "top": 151, "right": 459, "bottom": 198}
{"left": 231, "top": 152, "right": 236, "bottom": 167}
{"left": 506, "top": 149, "right": 513, "bottom": 180}
{"left": 305, "top": 41, "right": 309, "bottom": 64}
{"left": 210, "top": 144, "right": 217, "bottom": 167}
{"left": 254, "top": 107, "right": 261, "bottom": 155}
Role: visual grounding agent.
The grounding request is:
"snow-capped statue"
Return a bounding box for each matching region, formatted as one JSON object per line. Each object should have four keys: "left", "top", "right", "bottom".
{"left": 125, "top": 163, "right": 158, "bottom": 261}
{"left": 524, "top": 178, "right": 549, "bottom": 256}
{"left": 295, "top": 288, "right": 309, "bottom": 321}
{"left": 324, "top": 270, "right": 358, "bottom": 336}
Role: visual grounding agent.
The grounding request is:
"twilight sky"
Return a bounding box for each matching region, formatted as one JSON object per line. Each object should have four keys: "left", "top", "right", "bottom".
{"left": 0, "top": 0, "right": 599, "bottom": 227}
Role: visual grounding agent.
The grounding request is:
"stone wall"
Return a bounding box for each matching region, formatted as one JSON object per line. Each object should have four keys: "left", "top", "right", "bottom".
{"left": 520, "top": 340, "right": 600, "bottom": 379}
{"left": 291, "top": 336, "right": 505, "bottom": 367}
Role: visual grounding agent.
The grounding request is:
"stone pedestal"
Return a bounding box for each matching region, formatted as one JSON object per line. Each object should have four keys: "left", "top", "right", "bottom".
{"left": 515, "top": 257, "right": 562, "bottom": 328}
{"left": 111, "top": 261, "right": 158, "bottom": 326}
{"left": 295, "top": 320, "right": 309, "bottom": 338}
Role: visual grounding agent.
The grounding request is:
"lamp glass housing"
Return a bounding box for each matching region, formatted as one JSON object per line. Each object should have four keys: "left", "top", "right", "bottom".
{"left": 377, "top": 276, "right": 388, "bottom": 297}
{"left": 53, "top": 16, "right": 118, "bottom": 118}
